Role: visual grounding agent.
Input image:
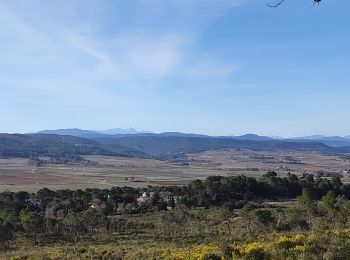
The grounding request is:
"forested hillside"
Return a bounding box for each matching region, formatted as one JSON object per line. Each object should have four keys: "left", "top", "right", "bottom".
{"left": 96, "top": 135, "right": 350, "bottom": 156}
{"left": 0, "top": 134, "right": 147, "bottom": 159}
{"left": 1, "top": 133, "right": 350, "bottom": 162}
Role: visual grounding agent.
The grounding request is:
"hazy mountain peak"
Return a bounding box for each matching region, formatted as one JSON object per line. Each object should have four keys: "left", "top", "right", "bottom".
{"left": 98, "top": 128, "right": 152, "bottom": 135}
{"left": 36, "top": 128, "right": 152, "bottom": 137}
{"left": 231, "top": 134, "right": 273, "bottom": 141}
{"left": 37, "top": 128, "right": 98, "bottom": 136}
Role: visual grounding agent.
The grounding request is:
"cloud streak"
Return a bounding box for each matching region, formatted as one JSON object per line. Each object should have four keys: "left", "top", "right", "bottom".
{"left": 0, "top": 0, "right": 242, "bottom": 88}
{"left": 0, "top": 0, "right": 250, "bottom": 134}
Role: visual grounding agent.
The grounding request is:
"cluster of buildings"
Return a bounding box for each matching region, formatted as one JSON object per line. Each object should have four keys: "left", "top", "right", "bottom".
{"left": 90, "top": 191, "right": 175, "bottom": 213}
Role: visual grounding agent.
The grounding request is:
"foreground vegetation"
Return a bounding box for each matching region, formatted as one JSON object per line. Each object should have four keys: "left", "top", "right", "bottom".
{"left": 2, "top": 172, "right": 350, "bottom": 259}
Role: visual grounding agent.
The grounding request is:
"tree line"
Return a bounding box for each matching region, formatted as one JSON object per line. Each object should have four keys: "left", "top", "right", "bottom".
{"left": 1, "top": 172, "right": 349, "bottom": 249}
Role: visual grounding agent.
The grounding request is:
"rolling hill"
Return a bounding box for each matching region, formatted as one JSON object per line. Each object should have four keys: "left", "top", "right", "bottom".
{"left": 95, "top": 135, "right": 350, "bottom": 156}
{"left": 34, "top": 129, "right": 350, "bottom": 148}
{"left": 0, "top": 134, "right": 148, "bottom": 158}
{"left": 37, "top": 129, "right": 107, "bottom": 138}
{"left": 1, "top": 132, "right": 350, "bottom": 160}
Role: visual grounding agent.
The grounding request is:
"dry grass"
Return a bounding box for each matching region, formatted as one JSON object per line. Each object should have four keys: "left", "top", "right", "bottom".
{"left": 189, "top": 149, "right": 350, "bottom": 179}
{"left": 1, "top": 149, "right": 350, "bottom": 192}
{"left": 0, "top": 156, "right": 232, "bottom": 192}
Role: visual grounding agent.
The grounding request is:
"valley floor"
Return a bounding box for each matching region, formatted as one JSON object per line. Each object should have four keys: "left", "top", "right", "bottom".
{"left": 1, "top": 149, "right": 350, "bottom": 192}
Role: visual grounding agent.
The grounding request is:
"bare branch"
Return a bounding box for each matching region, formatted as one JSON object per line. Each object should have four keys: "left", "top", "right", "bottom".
{"left": 312, "top": 0, "right": 322, "bottom": 7}
{"left": 266, "top": 0, "right": 286, "bottom": 8}
{"left": 266, "top": 0, "right": 321, "bottom": 8}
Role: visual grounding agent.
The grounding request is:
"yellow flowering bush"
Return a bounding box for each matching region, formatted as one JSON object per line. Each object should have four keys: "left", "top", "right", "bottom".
{"left": 232, "top": 233, "right": 308, "bottom": 259}
{"left": 292, "top": 245, "right": 304, "bottom": 252}
{"left": 127, "top": 244, "right": 221, "bottom": 259}
{"left": 275, "top": 234, "right": 305, "bottom": 250}
{"left": 276, "top": 235, "right": 294, "bottom": 249}
{"left": 239, "top": 242, "right": 268, "bottom": 259}
{"left": 293, "top": 234, "right": 305, "bottom": 243}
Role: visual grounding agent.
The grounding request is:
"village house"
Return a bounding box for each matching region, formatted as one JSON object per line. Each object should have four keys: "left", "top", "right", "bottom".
{"left": 136, "top": 191, "right": 173, "bottom": 207}
{"left": 90, "top": 198, "right": 107, "bottom": 212}
{"left": 136, "top": 192, "right": 154, "bottom": 206}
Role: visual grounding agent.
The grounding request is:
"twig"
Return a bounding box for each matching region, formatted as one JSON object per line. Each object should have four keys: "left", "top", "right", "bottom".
{"left": 266, "top": 0, "right": 286, "bottom": 8}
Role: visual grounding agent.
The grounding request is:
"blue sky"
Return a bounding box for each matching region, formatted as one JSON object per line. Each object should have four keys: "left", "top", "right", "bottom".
{"left": 0, "top": 0, "right": 349, "bottom": 136}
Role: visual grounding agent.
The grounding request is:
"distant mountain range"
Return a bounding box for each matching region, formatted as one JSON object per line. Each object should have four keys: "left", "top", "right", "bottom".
{"left": 292, "top": 135, "right": 350, "bottom": 140}
{"left": 289, "top": 135, "right": 350, "bottom": 147}
{"left": 97, "top": 128, "right": 151, "bottom": 135}
{"left": 0, "top": 133, "right": 149, "bottom": 159}
{"left": 228, "top": 134, "right": 273, "bottom": 141}
{"left": 37, "top": 128, "right": 150, "bottom": 138}
{"left": 37, "top": 129, "right": 105, "bottom": 138}
{"left": 35, "top": 129, "right": 350, "bottom": 147}
{"left": 1, "top": 129, "right": 349, "bottom": 160}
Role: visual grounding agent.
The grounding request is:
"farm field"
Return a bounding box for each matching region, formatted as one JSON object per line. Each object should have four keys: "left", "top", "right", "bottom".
{"left": 0, "top": 156, "right": 231, "bottom": 192}
{"left": 189, "top": 149, "right": 350, "bottom": 179}
{"left": 1, "top": 149, "right": 350, "bottom": 192}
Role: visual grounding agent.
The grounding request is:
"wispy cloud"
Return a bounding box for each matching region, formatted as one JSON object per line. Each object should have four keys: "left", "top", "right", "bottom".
{"left": 0, "top": 0, "right": 248, "bottom": 133}
{"left": 139, "top": 0, "right": 246, "bottom": 12}
{"left": 64, "top": 31, "right": 185, "bottom": 83}
{"left": 0, "top": 0, "right": 242, "bottom": 88}
{"left": 186, "top": 59, "right": 239, "bottom": 78}
{"left": 121, "top": 34, "right": 183, "bottom": 78}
